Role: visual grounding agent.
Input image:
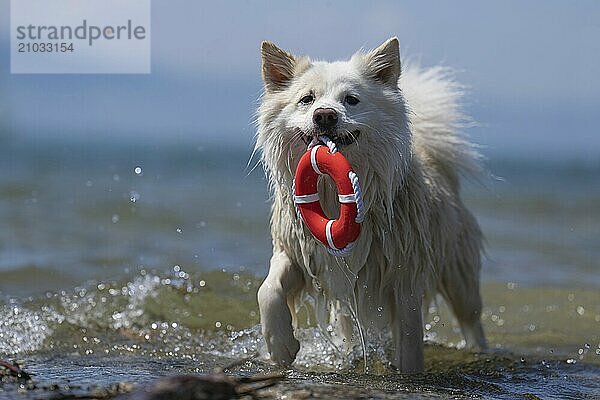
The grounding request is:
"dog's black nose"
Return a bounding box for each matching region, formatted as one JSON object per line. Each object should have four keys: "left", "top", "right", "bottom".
{"left": 313, "top": 108, "right": 338, "bottom": 130}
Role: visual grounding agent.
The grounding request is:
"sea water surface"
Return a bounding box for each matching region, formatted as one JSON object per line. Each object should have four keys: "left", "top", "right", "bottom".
{"left": 0, "top": 138, "right": 598, "bottom": 399}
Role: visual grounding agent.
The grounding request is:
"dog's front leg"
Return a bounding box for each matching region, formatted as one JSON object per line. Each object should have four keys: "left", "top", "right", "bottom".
{"left": 392, "top": 290, "right": 424, "bottom": 373}
{"left": 257, "top": 250, "right": 303, "bottom": 366}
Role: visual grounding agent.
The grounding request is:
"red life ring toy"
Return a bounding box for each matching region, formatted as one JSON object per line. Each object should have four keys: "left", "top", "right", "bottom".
{"left": 293, "top": 143, "right": 364, "bottom": 257}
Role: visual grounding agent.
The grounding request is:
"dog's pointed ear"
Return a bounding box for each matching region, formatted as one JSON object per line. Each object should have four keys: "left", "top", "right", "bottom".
{"left": 261, "top": 41, "right": 300, "bottom": 92}
{"left": 362, "top": 37, "right": 401, "bottom": 87}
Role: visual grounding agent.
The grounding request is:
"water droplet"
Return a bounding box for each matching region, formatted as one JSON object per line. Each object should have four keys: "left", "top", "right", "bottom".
{"left": 176, "top": 227, "right": 182, "bottom": 234}
{"left": 111, "top": 214, "right": 120, "bottom": 223}
{"left": 199, "top": 280, "right": 206, "bottom": 287}
{"left": 520, "top": 357, "right": 526, "bottom": 363}
{"left": 134, "top": 166, "right": 143, "bottom": 175}
{"left": 173, "top": 265, "right": 180, "bottom": 272}
{"left": 566, "top": 358, "right": 576, "bottom": 364}
{"left": 326, "top": 325, "right": 333, "bottom": 332}
{"left": 584, "top": 343, "right": 590, "bottom": 349}
{"left": 576, "top": 306, "right": 585, "bottom": 315}
{"left": 312, "top": 278, "right": 322, "bottom": 292}
{"left": 377, "top": 306, "right": 383, "bottom": 312}
{"left": 129, "top": 191, "right": 140, "bottom": 203}
{"left": 215, "top": 321, "right": 222, "bottom": 328}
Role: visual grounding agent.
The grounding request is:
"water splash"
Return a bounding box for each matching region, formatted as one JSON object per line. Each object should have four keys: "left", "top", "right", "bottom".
{"left": 0, "top": 303, "right": 63, "bottom": 355}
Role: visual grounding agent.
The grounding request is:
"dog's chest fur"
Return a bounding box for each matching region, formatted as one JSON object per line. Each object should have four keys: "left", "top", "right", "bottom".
{"left": 269, "top": 151, "right": 461, "bottom": 331}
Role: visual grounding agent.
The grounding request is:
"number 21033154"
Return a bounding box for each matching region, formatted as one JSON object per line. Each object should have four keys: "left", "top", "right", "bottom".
{"left": 18, "top": 42, "right": 74, "bottom": 53}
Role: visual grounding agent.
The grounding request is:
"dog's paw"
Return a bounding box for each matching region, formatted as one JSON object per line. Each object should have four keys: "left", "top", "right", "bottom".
{"left": 263, "top": 327, "right": 300, "bottom": 367}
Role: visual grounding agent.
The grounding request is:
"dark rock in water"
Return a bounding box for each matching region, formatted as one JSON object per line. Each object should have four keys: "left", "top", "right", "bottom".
{"left": 122, "top": 373, "right": 283, "bottom": 400}
{"left": 125, "top": 375, "right": 237, "bottom": 400}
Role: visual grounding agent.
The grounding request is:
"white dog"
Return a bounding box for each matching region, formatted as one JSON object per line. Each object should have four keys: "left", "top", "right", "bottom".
{"left": 255, "top": 37, "right": 486, "bottom": 373}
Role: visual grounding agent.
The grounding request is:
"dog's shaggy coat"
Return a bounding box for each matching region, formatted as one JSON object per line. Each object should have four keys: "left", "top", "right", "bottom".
{"left": 255, "top": 37, "right": 486, "bottom": 373}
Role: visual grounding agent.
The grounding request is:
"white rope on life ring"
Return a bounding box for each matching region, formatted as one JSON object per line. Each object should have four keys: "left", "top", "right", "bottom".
{"left": 293, "top": 136, "right": 365, "bottom": 257}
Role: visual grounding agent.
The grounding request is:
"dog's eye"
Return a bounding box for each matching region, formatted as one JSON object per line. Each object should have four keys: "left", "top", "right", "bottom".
{"left": 299, "top": 94, "right": 314, "bottom": 105}
{"left": 345, "top": 95, "right": 360, "bottom": 106}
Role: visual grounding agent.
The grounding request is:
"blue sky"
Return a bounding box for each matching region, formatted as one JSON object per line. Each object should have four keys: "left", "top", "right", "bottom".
{"left": 1, "top": 1, "right": 599, "bottom": 159}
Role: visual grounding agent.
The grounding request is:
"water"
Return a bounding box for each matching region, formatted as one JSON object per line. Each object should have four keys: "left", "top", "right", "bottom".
{"left": 0, "top": 138, "right": 598, "bottom": 399}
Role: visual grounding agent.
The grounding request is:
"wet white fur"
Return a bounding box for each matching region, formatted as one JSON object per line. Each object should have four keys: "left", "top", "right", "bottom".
{"left": 255, "top": 38, "right": 486, "bottom": 373}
